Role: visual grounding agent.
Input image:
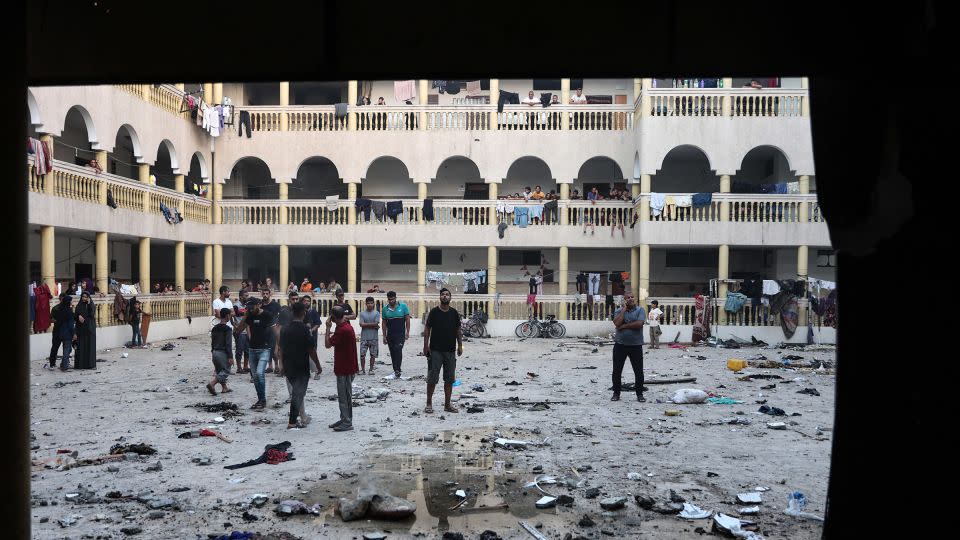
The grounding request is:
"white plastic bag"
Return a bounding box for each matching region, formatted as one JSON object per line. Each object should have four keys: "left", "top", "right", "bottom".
{"left": 671, "top": 388, "right": 709, "bottom": 404}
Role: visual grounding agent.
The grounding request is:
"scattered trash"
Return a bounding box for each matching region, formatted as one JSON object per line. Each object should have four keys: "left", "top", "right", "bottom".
{"left": 455, "top": 489, "right": 467, "bottom": 498}
{"left": 754, "top": 487, "right": 770, "bottom": 492}
{"left": 627, "top": 472, "right": 644, "bottom": 480}
{"left": 739, "top": 506, "right": 760, "bottom": 515}
{"left": 505, "top": 381, "right": 522, "bottom": 386}
{"left": 664, "top": 410, "right": 682, "bottom": 416}
{"left": 144, "top": 461, "right": 163, "bottom": 472}
{"left": 121, "top": 353, "right": 129, "bottom": 358}
{"left": 599, "top": 496, "right": 627, "bottom": 510}
{"left": 466, "top": 406, "right": 484, "bottom": 413}
{"left": 680, "top": 503, "right": 712, "bottom": 519}
{"left": 274, "top": 499, "right": 322, "bottom": 516}
{"left": 471, "top": 384, "right": 485, "bottom": 392}
{"left": 529, "top": 403, "right": 550, "bottom": 412}
{"left": 758, "top": 405, "right": 786, "bottom": 416}
{"left": 767, "top": 422, "right": 787, "bottom": 430}
{"left": 52, "top": 381, "right": 80, "bottom": 388}
{"left": 670, "top": 490, "right": 686, "bottom": 503}
{"left": 579, "top": 514, "right": 596, "bottom": 527}
{"left": 535, "top": 496, "right": 557, "bottom": 508}
{"left": 585, "top": 487, "right": 601, "bottom": 499}
{"left": 671, "top": 389, "right": 709, "bottom": 404}
{"left": 190, "top": 402, "right": 240, "bottom": 414}
{"left": 707, "top": 397, "right": 741, "bottom": 405}
{"left": 109, "top": 443, "right": 156, "bottom": 456}
{"left": 160, "top": 343, "right": 176, "bottom": 351}
{"left": 494, "top": 438, "right": 534, "bottom": 449}
{"left": 519, "top": 520, "right": 550, "bottom": 540}
{"left": 712, "top": 513, "right": 764, "bottom": 540}
{"left": 784, "top": 491, "right": 824, "bottom": 521}
{"left": 797, "top": 388, "right": 821, "bottom": 396}
{"left": 727, "top": 359, "right": 747, "bottom": 371}
{"left": 229, "top": 477, "right": 247, "bottom": 484}
{"left": 737, "top": 492, "right": 762, "bottom": 504}
{"left": 452, "top": 379, "right": 462, "bottom": 387}
{"left": 249, "top": 494, "right": 269, "bottom": 507}
{"left": 363, "top": 532, "right": 388, "bottom": 540}
{"left": 224, "top": 441, "right": 293, "bottom": 469}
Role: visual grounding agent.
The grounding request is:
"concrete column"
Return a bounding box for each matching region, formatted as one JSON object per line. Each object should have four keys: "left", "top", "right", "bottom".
{"left": 419, "top": 80, "right": 429, "bottom": 129}
{"left": 722, "top": 78, "right": 733, "bottom": 116}
{"left": 212, "top": 182, "right": 222, "bottom": 224}
{"left": 801, "top": 77, "right": 809, "bottom": 117}
{"left": 95, "top": 232, "right": 108, "bottom": 294}
{"left": 213, "top": 83, "right": 223, "bottom": 104}
{"left": 139, "top": 164, "right": 151, "bottom": 212}
{"left": 799, "top": 175, "right": 810, "bottom": 222}
{"left": 279, "top": 183, "right": 289, "bottom": 224}
{"left": 139, "top": 238, "right": 151, "bottom": 294}
{"left": 720, "top": 174, "right": 731, "bottom": 222}
{"left": 489, "top": 79, "right": 499, "bottom": 129}
{"left": 631, "top": 182, "right": 640, "bottom": 198}
{"left": 174, "top": 174, "right": 185, "bottom": 216}
{"left": 487, "top": 246, "right": 497, "bottom": 319}
{"left": 204, "top": 245, "right": 212, "bottom": 284}
{"left": 633, "top": 78, "right": 641, "bottom": 105}
{"left": 279, "top": 244, "right": 289, "bottom": 295}
{"left": 41, "top": 226, "right": 55, "bottom": 291}
{"left": 174, "top": 241, "right": 185, "bottom": 292}
{"left": 417, "top": 245, "right": 427, "bottom": 317}
{"left": 417, "top": 182, "right": 427, "bottom": 200}
{"left": 347, "top": 183, "right": 358, "bottom": 224}
{"left": 279, "top": 82, "right": 289, "bottom": 131}
{"left": 488, "top": 182, "right": 498, "bottom": 224}
{"left": 560, "top": 184, "right": 569, "bottom": 225}
{"left": 213, "top": 244, "right": 223, "bottom": 294}
{"left": 175, "top": 83, "right": 185, "bottom": 91}
{"left": 718, "top": 245, "right": 729, "bottom": 324}
{"left": 94, "top": 150, "right": 107, "bottom": 173}
{"left": 347, "top": 81, "right": 358, "bottom": 131}
{"left": 39, "top": 134, "right": 56, "bottom": 194}
{"left": 798, "top": 245, "right": 809, "bottom": 326}
{"left": 639, "top": 174, "right": 651, "bottom": 220}
{"left": 347, "top": 245, "right": 357, "bottom": 293}
{"left": 561, "top": 78, "right": 570, "bottom": 129}
{"left": 640, "top": 78, "right": 652, "bottom": 117}
{"left": 639, "top": 244, "right": 650, "bottom": 299}
{"left": 203, "top": 83, "right": 213, "bottom": 104}
{"left": 630, "top": 247, "right": 640, "bottom": 299}
{"left": 558, "top": 246, "right": 568, "bottom": 319}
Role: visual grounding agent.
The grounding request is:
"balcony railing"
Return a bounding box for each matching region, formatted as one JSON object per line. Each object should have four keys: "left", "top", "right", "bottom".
{"left": 116, "top": 84, "right": 188, "bottom": 118}
{"left": 28, "top": 158, "right": 211, "bottom": 223}
{"left": 642, "top": 194, "right": 823, "bottom": 223}
{"left": 34, "top": 292, "right": 213, "bottom": 333}
{"left": 644, "top": 88, "right": 807, "bottom": 118}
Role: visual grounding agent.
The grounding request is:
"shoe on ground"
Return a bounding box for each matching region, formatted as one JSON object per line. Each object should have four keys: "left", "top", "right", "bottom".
{"left": 287, "top": 423, "right": 303, "bottom": 430}
{"left": 333, "top": 424, "right": 354, "bottom": 432}
{"left": 383, "top": 373, "right": 397, "bottom": 380}
{"left": 300, "top": 414, "right": 311, "bottom": 426}
{"left": 329, "top": 420, "right": 343, "bottom": 429}
{"left": 637, "top": 394, "right": 647, "bottom": 402}
{"left": 250, "top": 401, "right": 266, "bottom": 410}
{"left": 610, "top": 393, "right": 621, "bottom": 401}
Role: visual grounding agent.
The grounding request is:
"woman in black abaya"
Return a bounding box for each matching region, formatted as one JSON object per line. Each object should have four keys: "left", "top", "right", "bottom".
{"left": 73, "top": 291, "right": 97, "bottom": 369}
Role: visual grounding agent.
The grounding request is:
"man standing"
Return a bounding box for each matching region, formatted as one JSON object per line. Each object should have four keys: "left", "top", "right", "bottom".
{"left": 299, "top": 293, "right": 322, "bottom": 376}
{"left": 422, "top": 288, "right": 463, "bottom": 414}
{"left": 569, "top": 88, "right": 587, "bottom": 104}
{"left": 212, "top": 286, "right": 233, "bottom": 328}
{"left": 207, "top": 307, "right": 234, "bottom": 395}
{"left": 333, "top": 290, "right": 356, "bottom": 321}
{"left": 382, "top": 291, "right": 410, "bottom": 380}
{"left": 647, "top": 300, "right": 663, "bottom": 350}
{"left": 275, "top": 291, "right": 299, "bottom": 376}
{"left": 235, "top": 297, "right": 273, "bottom": 409}
{"left": 610, "top": 291, "right": 647, "bottom": 402}
{"left": 260, "top": 287, "right": 281, "bottom": 373}
{"left": 325, "top": 305, "right": 358, "bottom": 432}
{"left": 280, "top": 302, "right": 323, "bottom": 429}
{"left": 233, "top": 289, "right": 250, "bottom": 374}
{"left": 357, "top": 297, "right": 381, "bottom": 375}
{"left": 47, "top": 294, "right": 75, "bottom": 371}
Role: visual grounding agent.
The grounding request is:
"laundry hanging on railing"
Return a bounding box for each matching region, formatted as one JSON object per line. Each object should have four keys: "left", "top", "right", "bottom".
{"left": 731, "top": 181, "right": 801, "bottom": 194}
{"left": 497, "top": 90, "right": 520, "bottom": 112}
{"left": 422, "top": 198, "right": 434, "bottom": 221}
{"left": 528, "top": 205, "right": 544, "bottom": 221}
{"left": 691, "top": 192, "right": 713, "bottom": 207}
{"left": 355, "top": 198, "right": 372, "bottom": 221}
{"left": 394, "top": 80, "right": 417, "bottom": 103}
{"left": 724, "top": 292, "right": 748, "bottom": 313}
{"left": 325, "top": 195, "right": 340, "bottom": 211}
{"left": 650, "top": 193, "right": 666, "bottom": 217}
{"left": 463, "top": 270, "right": 487, "bottom": 293}
{"left": 159, "top": 202, "right": 183, "bottom": 224}
{"left": 27, "top": 138, "right": 53, "bottom": 175}
{"left": 371, "top": 200, "right": 387, "bottom": 222}
{"left": 334, "top": 103, "right": 348, "bottom": 119}
{"left": 513, "top": 206, "right": 530, "bottom": 227}
{"left": 386, "top": 201, "right": 404, "bottom": 222}
{"left": 466, "top": 80, "right": 481, "bottom": 94}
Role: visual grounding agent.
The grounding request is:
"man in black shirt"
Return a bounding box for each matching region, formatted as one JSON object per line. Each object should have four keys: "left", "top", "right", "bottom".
{"left": 207, "top": 308, "right": 234, "bottom": 395}
{"left": 422, "top": 288, "right": 463, "bottom": 414}
{"left": 260, "top": 288, "right": 281, "bottom": 373}
{"left": 235, "top": 297, "right": 274, "bottom": 409}
{"left": 275, "top": 291, "right": 298, "bottom": 376}
{"left": 300, "top": 293, "right": 323, "bottom": 376}
{"left": 279, "top": 302, "right": 322, "bottom": 429}
{"left": 333, "top": 290, "right": 356, "bottom": 321}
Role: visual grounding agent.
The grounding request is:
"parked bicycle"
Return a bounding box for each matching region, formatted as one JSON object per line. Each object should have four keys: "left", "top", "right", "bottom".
{"left": 461, "top": 310, "right": 487, "bottom": 338}
{"left": 514, "top": 314, "right": 566, "bottom": 338}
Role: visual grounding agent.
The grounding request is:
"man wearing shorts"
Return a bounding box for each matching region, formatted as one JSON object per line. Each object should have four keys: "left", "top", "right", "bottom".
{"left": 422, "top": 288, "right": 463, "bottom": 414}
{"left": 357, "top": 296, "right": 380, "bottom": 374}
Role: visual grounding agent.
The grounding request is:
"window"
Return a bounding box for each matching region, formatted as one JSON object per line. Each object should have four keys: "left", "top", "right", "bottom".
{"left": 816, "top": 250, "right": 836, "bottom": 267}
{"left": 665, "top": 250, "right": 718, "bottom": 268}
{"left": 390, "top": 249, "right": 442, "bottom": 265}
{"left": 499, "top": 250, "right": 541, "bottom": 266}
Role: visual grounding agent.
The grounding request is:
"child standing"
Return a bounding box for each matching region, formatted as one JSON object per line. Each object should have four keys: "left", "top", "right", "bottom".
{"left": 208, "top": 308, "right": 234, "bottom": 395}
{"left": 357, "top": 296, "right": 381, "bottom": 374}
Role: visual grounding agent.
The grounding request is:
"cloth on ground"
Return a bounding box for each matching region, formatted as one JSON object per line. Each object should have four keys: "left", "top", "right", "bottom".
{"left": 650, "top": 193, "right": 666, "bottom": 217}
{"left": 691, "top": 192, "right": 713, "bottom": 207}
{"left": 325, "top": 195, "right": 340, "bottom": 211}
{"left": 394, "top": 80, "right": 417, "bottom": 103}
{"left": 224, "top": 441, "right": 293, "bottom": 469}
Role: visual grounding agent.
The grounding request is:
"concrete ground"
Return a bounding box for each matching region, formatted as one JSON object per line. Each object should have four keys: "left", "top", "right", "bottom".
{"left": 29, "top": 332, "right": 835, "bottom": 539}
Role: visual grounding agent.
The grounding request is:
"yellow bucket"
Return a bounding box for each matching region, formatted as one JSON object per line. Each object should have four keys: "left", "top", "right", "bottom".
{"left": 727, "top": 358, "right": 747, "bottom": 371}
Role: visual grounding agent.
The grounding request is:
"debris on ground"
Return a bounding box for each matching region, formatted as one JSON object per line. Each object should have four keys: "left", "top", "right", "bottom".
{"left": 190, "top": 402, "right": 241, "bottom": 414}
{"left": 712, "top": 513, "right": 764, "bottom": 539}
{"left": 758, "top": 405, "right": 786, "bottom": 416}
{"left": 680, "top": 503, "right": 713, "bottom": 519}
{"left": 784, "top": 491, "right": 824, "bottom": 521}
{"left": 671, "top": 389, "right": 709, "bottom": 404}
{"left": 109, "top": 443, "right": 156, "bottom": 455}
{"left": 274, "top": 500, "right": 322, "bottom": 516}
{"left": 335, "top": 482, "right": 417, "bottom": 522}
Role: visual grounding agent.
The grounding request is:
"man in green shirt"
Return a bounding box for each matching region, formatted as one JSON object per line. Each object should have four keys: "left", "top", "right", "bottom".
{"left": 381, "top": 291, "right": 411, "bottom": 380}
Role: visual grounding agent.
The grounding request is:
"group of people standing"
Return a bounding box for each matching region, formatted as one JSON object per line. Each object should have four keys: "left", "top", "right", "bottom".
{"left": 207, "top": 284, "right": 464, "bottom": 430}
{"left": 46, "top": 292, "right": 99, "bottom": 371}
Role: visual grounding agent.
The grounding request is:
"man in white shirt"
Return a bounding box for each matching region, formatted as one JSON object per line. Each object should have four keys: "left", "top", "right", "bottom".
{"left": 521, "top": 90, "right": 539, "bottom": 106}
{"left": 570, "top": 88, "right": 587, "bottom": 104}
{"left": 522, "top": 186, "right": 532, "bottom": 201}
{"left": 212, "top": 286, "right": 234, "bottom": 328}
{"left": 647, "top": 300, "right": 663, "bottom": 349}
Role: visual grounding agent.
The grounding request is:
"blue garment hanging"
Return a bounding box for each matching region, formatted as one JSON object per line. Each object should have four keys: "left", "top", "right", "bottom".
{"left": 513, "top": 206, "right": 530, "bottom": 228}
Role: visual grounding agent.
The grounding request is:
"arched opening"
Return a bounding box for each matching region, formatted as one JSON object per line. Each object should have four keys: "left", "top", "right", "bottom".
{"left": 185, "top": 152, "right": 207, "bottom": 195}
{"left": 733, "top": 146, "right": 797, "bottom": 191}
{"left": 152, "top": 141, "right": 179, "bottom": 190}
{"left": 225, "top": 157, "right": 275, "bottom": 199}
{"left": 434, "top": 156, "right": 484, "bottom": 199}
{"left": 361, "top": 157, "right": 415, "bottom": 199}
{"left": 291, "top": 157, "right": 345, "bottom": 199}
{"left": 110, "top": 125, "right": 142, "bottom": 180}
{"left": 577, "top": 156, "right": 626, "bottom": 197}
{"left": 289, "top": 82, "right": 349, "bottom": 105}
{"left": 652, "top": 145, "right": 718, "bottom": 193}
{"left": 504, "top": 157, "right": 554, "bottom": 197}
{"left": 54, "top": 106, "right": 97, "bottom": 166}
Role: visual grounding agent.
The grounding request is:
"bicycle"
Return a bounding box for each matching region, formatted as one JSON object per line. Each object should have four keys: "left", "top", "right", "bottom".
{"left": 461, "top": 310, "right": 487, "bottom": 338}
{"left": 514, "top": 314, "right": 566, "bottom": 339}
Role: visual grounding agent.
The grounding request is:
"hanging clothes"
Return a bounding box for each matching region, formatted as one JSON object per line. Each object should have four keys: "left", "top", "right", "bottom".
{"left": 540, "top": 93, "right": 552, "bottom": 107}
{"left": 371, "top": 200, "right": 386, "bottom": 222}
{"left": 497, "top": 90, "right": 520, "bottom": 112}
{"left": 691, "top": 192, "right": 713, "bottom": 207}
{"left": 355, "top": 198, "right": 373, "bottom": 221}
{"left": 587, "top": 273, "right": 600, "bottom": 295}
{"left": 528, "top": 205, "right": 544, "bottom": 221}
{"left": 762, "top": 280, "right": 781, "bottom": 295}
{"left": 394, "top": 80, "right": 417, "bottom": 103}
{"left": 692, "top": 294, "right": 711, "bottom": 342}
{"left": 466, "top": 80, "right": 482, "bottom": 94}
{"left": 598, "top": 273, "right": 608, "bottom": 295}
{"left": 33, "top": 283, "right": 52, "bottom": 333}
{"left": 535, "top": 274, "right": 544, "bottom": 295}
{"left": 724, "top": 292, "right": 748, "bottom": 313}
{"left": 576, "top": 272, "right": 588, "bottom": 294}
{"left": 674, "top": 195, "right": 692, "bottom": 207}
{"left": 334, "top": 103, "right": 348, "bottom": 119}
{"left": 386, "top": 201, "right": 404, "bottom": 223}
{"left": 650, "top": 193, "right": 666, "bottom": 217}
{"left": 325, "top": 195, "right": 340, "bottom": 211}
{"left": 787, "top": 181, "right": 801, "bottom": 194}
{"left": 422, "top": 198, "right": 435, "bottom": 221}
{"left": 28, "top": 283, "right": 36, "bottom": 324}
{"left": 779, "top": 296, "right": 799, "bottom": 339}
{"left": 513, "top": 206, "right": 530, "bottom": 228}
